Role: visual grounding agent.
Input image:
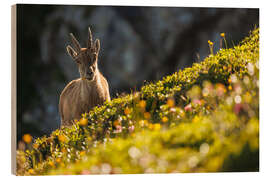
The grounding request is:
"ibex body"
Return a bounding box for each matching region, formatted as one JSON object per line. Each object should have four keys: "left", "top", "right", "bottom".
{"left": 59, "top": 27, "right": 110, "bottom": 126}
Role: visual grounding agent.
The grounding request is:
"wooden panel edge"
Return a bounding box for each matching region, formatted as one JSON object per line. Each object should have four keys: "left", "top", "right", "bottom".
{"left": 11, "top": 4, "right": 17, "bottom": 176}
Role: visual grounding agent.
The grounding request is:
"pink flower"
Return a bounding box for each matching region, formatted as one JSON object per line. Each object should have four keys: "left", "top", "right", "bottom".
{"left": 184, "top": 104, "right": 192, "bottom": 112}
{"left": 129, "top": 125, "right": 135, "bottom": 133}
{"left": 114, "top": 125, "right": 122, "bottom": 133}
{"left": 192, "top": 99, "right": 202, "bottom": 106}
{"left": 234, "top": 103, "right": 243, "bottom": 115}
{"left": 216, "top": 83, "right": 226, "bottom": 97}
{"left": 81, "top": 169, "right": 91, "bottom": 175}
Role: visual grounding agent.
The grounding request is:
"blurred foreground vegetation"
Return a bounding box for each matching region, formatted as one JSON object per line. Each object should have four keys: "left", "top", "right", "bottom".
{"left": 16, "top": 28, "right": 259, "bottom": 175}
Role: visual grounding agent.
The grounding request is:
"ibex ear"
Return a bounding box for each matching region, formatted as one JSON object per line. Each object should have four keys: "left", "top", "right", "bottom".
{"left": 70, "top": 33, "right": 81, "bottom": 52}
{"left": 66, "top": 45, "right": 77, "bottom": 59}
{"left": 94, "top": 39, "right": 100, "bottom": 53}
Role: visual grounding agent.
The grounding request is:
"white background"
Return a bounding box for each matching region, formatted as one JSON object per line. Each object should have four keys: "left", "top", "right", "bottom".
{"left": 1, "top": 0, "right": 269, "bottom": 179}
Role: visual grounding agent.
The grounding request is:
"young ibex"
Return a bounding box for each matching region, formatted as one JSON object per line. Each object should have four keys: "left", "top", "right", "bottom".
{"left": 59, "top": 27, "right": 110, "bottom": 126}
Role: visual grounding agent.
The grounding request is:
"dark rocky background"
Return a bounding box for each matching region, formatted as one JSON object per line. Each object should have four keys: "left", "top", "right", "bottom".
{"left": 16, "top": 4, "right": 259, "bottom": 142}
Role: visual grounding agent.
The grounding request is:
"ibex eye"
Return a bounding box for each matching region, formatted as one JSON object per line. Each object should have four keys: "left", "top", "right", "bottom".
{"left": 74, "top": 56, "right": 81, "bottom": 64}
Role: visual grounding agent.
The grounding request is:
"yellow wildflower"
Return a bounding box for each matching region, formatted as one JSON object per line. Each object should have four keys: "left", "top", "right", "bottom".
{"left": 139, "top": 100, "right": 146, "bottom": 109}
{"left": 124, "top": 107, "right": 131, "bottom": 115}
{"left": 220, "top": 33, "right": 225, "bottom": 37}
{"left": 167, "top": 98, "right": 175, "bottom": 108}
{"left": 56, "top": 158, "right": 61, "bottom": 163}
{"left": 192, "top": 116, "right": 200, "bottom": 123}
{"left": 180, "top": 110, "right": 185, "bottom": 118}
{"left": 148, "top": 123, "right": 154, "bottom": 130}
{"left": 80, "top": 151, "right": 86, "bottom": 156}
{"left": 48, "top": 161, "right": 54, "bottom": 167}
{"left": 143, "top": 112, "right": 151, "bottom": 119}
{"left": 113, "top": 120, "right": 119, "bottom": 127}
{"left": 154, "top": 123, "right": 161, "bottom": 131}
{"left": 33, "top": 143, "right": 39, "bottom": 149}
{"left": 87, "top": 137, "right": 92, "bottom": 142}
{"left": 58, "top": 135, "right": 66, "bottom": 143}
{"left": 60, "top": 162, "right": 65, "bottom": 167}
{"left": 28, "top": 168, "right": 34, "bottom": 174}
{"left": 61, "top": 148, "right": 67, "bottom": 153}
{"left": 79, "top": 117, "right": 88, "bottom": 126}
{"left": 22, "top": 134, "right": 32, "bottom": 144}
{"left": 139, "top": 120, "right": 148, "bottom": 127}
{"left": 139, "top": 120, "right": 144, "bottom": 127}
{"left": 162, "top": 116, "right": 169, "bottom": 123}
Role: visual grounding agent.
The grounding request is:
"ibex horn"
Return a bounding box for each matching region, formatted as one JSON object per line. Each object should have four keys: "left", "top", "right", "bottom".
{"left": 70, "top": 33, "right": 81, "bottom": 52}
{"left": 87, "top": 27, "right": 93, "bottom": 49}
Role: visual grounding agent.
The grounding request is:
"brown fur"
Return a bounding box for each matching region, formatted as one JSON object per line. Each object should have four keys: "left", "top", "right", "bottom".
{"left": 59, "top": 27, "right": 110, "bottom": 126}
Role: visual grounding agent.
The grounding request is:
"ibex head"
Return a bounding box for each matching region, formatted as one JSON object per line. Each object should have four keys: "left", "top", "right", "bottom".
{"left": 66, "top": 27, "right": 100, "bottom": 81}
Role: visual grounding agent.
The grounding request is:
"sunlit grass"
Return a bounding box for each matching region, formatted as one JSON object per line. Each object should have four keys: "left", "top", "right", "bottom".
{"left": 16, "top": 28, "right": 259, "bottom": 175}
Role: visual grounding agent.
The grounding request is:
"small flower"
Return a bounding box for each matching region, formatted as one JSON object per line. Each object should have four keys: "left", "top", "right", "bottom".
{"left": 235, "top": 84, "right": 242, "bottom": 94}
{"left": 113, "top": 120, "right": 120, "bottom": 127}
{"left": 154, "top": 123, "right": 161, "bottom": 131}
{"left": 58, "top": 135, "right": 66, "bottom": 143}
{"left": 230, "top": 74, "right": 238, "bottom": 83}
{"left": 22, "top": 134, "right": 32, "bottom": 144}
{"left": 79, "top": 117, "right": 88, "bottom": 126}
{"left": 180, "top": 109, "right": 186, "bottom": 118}
{"left": 184, "top": 104, "right": 192, "bottom": 112}
{"left": 234, "top": 95, "right": 242, "bottom": 104}
{"left": 139, "top": 120, "right": 148, "bottom": 127}
{"left": 33, "top": 143, "right": 39, "bottom": 149}
{"left": 200, "top": 143, "right": 210, "bottom": 155}
{"left": 129, "top": 125, "right": 135, "bottom": 133}
{"left": 244, "top": 92, "right": 252, "bottom": 103}
{"left": 48, "top": 161, "right": 55, "bottom": 167}
{"left": 101, "top": 163, "right": 112, "bottom": 174}
{"left": 220, "top": 33, "right": 225, "bottom": 37}
{"left": 167, "top": 98, "right": 175, "bottom": 108}
{"left": 162, "top": 116, "right": 169, "bottom": 123}
{"left": 81, "top": 169, "right": 91, "bottom": 175}
{"left": 60, "top": 162, "right": 65, "bottom": 167}
{"left": 192, "top": 99, "right": 202, "bottom": 106}
{"left": 234, "top": 103, "right": 243, "bottom": 115}
{"left": 148, "top": 123, "right": 154, "bottom": 130}
{"left": 208, "top": 40, "right": 213, "bottom": 46}
{"left": 80, "top": 151, "right": 86, "bottom": 156}
{"left": 124, "top": 107, "right": 131, "bottom": 115}
{"left": 128, "top": 146, "right": 141, "bottom": 159}
{"left": 56, "top": 158, "right": 61, "bottom": 163}
{"left": 114, "top": 125, "right": 122, "bottom": 133}
{"left": 192, "top": 116, "right": 200, "bottom": 123}
{"left": 143, "top": 112, "right": 151, "bottom": 119}
{"left": 28, "top": 168, "right": 35, "bottom": 174}
{"left": 138, "top": 100, "right": 146, "bottom": 109}
{"left": 216, "top": 83, "right": 226, "bottom": 97}
{"left": 61, "top": 147, "right": 67, "bottom": 153}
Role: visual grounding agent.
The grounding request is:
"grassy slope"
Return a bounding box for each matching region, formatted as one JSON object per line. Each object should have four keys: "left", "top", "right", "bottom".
{"left": 16, "top": 28, "right": 259, "bottom": 175}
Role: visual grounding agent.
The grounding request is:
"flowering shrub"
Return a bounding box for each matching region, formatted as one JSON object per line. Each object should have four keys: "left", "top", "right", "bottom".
{"left": 16, "top": 28, "right": 259, "bottom": 175}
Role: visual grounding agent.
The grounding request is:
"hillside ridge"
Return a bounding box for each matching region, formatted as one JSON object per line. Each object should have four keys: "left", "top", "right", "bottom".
{"left": 16, "top": 28, "right": 259, "bottom": 175}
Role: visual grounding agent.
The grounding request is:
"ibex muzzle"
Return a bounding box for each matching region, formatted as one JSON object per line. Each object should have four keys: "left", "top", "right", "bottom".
{"left": 59, "top": 27, "right": 110, "bottom": 126}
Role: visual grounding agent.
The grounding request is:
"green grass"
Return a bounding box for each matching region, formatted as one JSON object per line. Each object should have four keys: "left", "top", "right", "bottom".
{"left": 16, "top": 28, "right": 259, "bottom": 175}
